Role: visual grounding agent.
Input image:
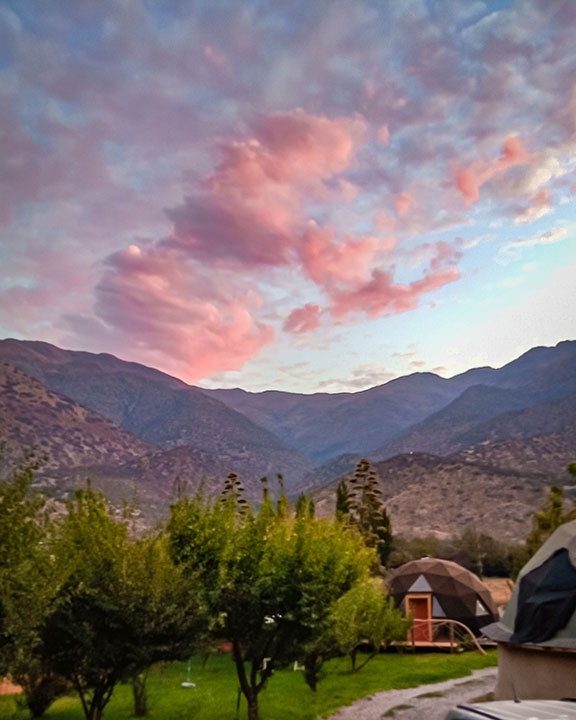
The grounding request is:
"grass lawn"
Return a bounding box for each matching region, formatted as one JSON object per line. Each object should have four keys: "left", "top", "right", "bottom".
{"left": 0, "top": 650, "right": 497, "bottom": 720}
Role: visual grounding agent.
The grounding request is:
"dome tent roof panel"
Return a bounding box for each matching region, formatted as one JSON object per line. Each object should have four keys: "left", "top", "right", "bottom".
{"left": 483, "top": 521, "right": 576, "bottom": 647}
{"left": 408, "top": 575, "right": 433, "bottom": 592}
{"left": 432, "top": 596, "right": 447, "bottom": 617}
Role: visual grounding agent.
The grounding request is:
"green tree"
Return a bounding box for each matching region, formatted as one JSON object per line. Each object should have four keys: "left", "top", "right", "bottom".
{"left": 168, "top": 481, "right": 373, "bottom": 720}
{"left": 335, "top": 480, "right": 351, "bottom": 521}
{"left": 343, "top": 459, "right": 394, "bottom": 567}
{"left": 124, "top": 533, "right": 206, "bottom": 717}
{"left": 43, "top": 487, "right": 204, "bottom": 720}
{"left": 526, "top": 485, "right": 576, "bottom": 557}
{"left": 331, "top": 580, "right": 409, "bottom": 672}
{"left": 0, "top": 456, "right": 67, "bottom": 717}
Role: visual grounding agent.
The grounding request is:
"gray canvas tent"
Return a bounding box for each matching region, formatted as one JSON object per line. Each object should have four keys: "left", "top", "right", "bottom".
{"left": 388, "top": 558, "right": 498, "bottom": 644}
{"left": 483, "top": 519, "right": 576, "bottom": 700}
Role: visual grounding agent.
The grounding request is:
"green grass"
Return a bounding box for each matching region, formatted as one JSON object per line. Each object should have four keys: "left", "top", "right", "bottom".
{"left": 0, "top": 650, "right": 497, "bottom": 720}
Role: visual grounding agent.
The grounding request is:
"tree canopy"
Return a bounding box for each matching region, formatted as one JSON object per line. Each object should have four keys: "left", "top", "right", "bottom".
{"left": 168, "top": 482, "right": 374, "bottom": 720}
{"left": 337, "top": 459, "right": 394, "bottom": 567}
{"left": 42, "top": 487, "right": 204, "bottom": 720}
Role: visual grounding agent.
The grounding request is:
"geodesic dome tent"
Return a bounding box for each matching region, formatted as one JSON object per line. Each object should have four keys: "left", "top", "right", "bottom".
{"left": 483, "top": 520, "right": 576, "bottom": 647}
{"left": 482, "top": 520, "right": 576, "bottom": 700}
{"left": 388, "top": 557, "right": 499, "bottom": 638}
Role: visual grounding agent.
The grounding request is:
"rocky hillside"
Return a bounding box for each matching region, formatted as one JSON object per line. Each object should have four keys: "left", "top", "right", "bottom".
{"left": 0, "top": 362, "right": 152, "bottom": 471}
{"left": 313, "top": 450, "right": 571, "bottom": 542}
{"left": 456, "top": 423, "right": 576, "bottom": 476}
{"left": 0, "top": 339, "right": 313, "bottom": 492}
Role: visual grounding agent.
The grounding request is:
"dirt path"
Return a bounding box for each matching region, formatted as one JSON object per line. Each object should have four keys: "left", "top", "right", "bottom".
{"left": 327, "top": 667, "right": 497, "bottom": 720}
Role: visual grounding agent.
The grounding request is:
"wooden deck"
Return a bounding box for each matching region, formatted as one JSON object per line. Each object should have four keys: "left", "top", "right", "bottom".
{"left": 395, "top": 640, "right": 458, "bottom": 650}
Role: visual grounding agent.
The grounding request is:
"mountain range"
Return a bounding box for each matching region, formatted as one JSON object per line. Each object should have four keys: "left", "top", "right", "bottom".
{"left": 1, "top": 337, "right": 575, "bottom": 540}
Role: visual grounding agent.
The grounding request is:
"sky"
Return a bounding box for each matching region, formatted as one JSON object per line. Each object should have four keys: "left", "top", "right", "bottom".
{"left": 1, "top": 0, "right": 575, "bottom": 393}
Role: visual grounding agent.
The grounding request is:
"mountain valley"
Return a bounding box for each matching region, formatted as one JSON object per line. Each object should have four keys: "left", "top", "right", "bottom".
{"left": 1, "top": 338, "right": 575, "bottom": 539}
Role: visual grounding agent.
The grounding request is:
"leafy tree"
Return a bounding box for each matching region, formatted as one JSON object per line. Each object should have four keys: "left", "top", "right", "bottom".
{"left": 340, "top": 460, "right": 394, "bottom": 567}
{"left": 125, "top": 533, "right": 206, "bottom": 717}
{"left": 331, "top": 580, "right": 409, "bottom": 672}
{"left": 335, "top": 480, "right": 351, "bottom": 521}
{"left": 43, "top": 487, "right": 204, "bottom": 720}
{"left": 0, "top": 455, "right": 67, "bottom": 717}
{"left": 168, "top": 480, "right": 373, "bottom": 720}
{"left": 295, "top": 493, "right": 315, "bottom": 520}
{"left": 389, "top": 531, "right": 526, "bottom": 579}
{"left": 525, "top": 485, "right": 576, "bottom": 557}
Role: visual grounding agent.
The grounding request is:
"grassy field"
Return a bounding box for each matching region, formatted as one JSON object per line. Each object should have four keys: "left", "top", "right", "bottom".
{"left": 0, "top": 650, "right": 497, "bottom": 720}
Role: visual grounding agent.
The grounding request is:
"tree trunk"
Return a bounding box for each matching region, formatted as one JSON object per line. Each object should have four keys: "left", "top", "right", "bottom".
{"left": 246, "top": 690, "right": 259, "bottom": 720}
{"left": 350, "top": 648, "right": 357, "bottom": 673}
{"left": 231, "top": 639, "right": 261, "bottom": 720}
{"left": 132, "top": 671, "right": 149, "bottom": 717}
{"left": 304, "top": 652, "right": 320, "bottom": 692}
{"left": 17, "top": 672, "right": 65, "bottom": 718}
{"left": 79, "top": 680, "right": 115, "bottom": 720}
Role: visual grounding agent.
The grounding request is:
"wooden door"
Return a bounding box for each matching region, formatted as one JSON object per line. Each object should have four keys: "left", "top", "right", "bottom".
{"left": 406, "top": 595, "right": 432, "bottom": 643}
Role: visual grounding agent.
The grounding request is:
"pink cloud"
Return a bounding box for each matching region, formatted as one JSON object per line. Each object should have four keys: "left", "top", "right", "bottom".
{"left": 300, "top": 224, "right": 390, "bottom": 288}
{"left": 330, "top": 266, "right": 460, "bottom": 320}
{"left": 456, "top": 136, "right": 533, "bottom": 205}
{"left": 165, "top": 109, "right": 366, "bottom": 266}
{"left": 373, "top": 210, "right": 397, "bottom": 233}
{"left": 428, "top": 240, "right": 462, "bottom": 271}
{"left": 324, "top": 239, "right": 462, "bottom": 321}
{"left": 377, "top": 123, "right": 390, "bottom": 144}
{"left": 394, "top": 192, "right": 416, "bottom": 217}
{"left": 283, "top": 303, "right": 321, "bottom": 334}
{"left": 92, "top": 245, "right": 274, "bottom": 382}
{"left": 80, "top": 109, "right": 369, "bottom": 376}
{"left": 85, "top": 103, "right": 459, "bottom": 369}
{"left": 203, "top": 45, "right": 228, "bottom": 68}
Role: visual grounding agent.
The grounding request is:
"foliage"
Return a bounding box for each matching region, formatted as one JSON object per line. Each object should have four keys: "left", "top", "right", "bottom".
{"left": 0, "top": 455, "right": 67, "bottom": 717}
{"left": 331, "top": 580, "right": 409, "bottom": 673}
{"left": 525, "top": 484, "right": 576, "bottom": 557}
{"left": 338, "top": 460, "right": 394, "bottom": 567}
{"left": 43, "top": 487, "right": 204, "bottom": 720}
{"left": 335, "top": 480, "right": 351, "bottom": 521}
{"left": 168, "top": 479, "right": 373, "bottom": 720}
{"left": 388, "top": 531, "right": 526, "bottom": 578}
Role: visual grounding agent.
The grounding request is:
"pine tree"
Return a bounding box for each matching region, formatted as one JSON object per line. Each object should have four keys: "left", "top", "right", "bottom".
{"left": 342, "top": 460, "right": 393, "bottom": 567}
{"left": 335, "top": 480, "right": 351, "bottom": 521}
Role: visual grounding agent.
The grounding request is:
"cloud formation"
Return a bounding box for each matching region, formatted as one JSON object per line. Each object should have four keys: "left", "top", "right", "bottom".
{"left": 283, "top": 304, "right": 322, "bottom": 334}
{"left": 93, "top": 245, "right": 274, "bottom": 381}
{"left": 88, "top": 107, "right": 463, "bottom": 369}
{"left": 1, "top": 0, "right": 576, "bottom": 386}
{"left": 498, "top": 226, "right": 570, "bottom": 263}
{"left": 456, "top": 136, "right": 533, "bottom": 206}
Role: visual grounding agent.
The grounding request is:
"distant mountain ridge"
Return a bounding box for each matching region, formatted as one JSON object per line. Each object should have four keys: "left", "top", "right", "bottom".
{"left": 370, "top": 347, "right": 576, "bottom": 461}
{"left": 205, "top": 340, "right": 576, "bottom": 463}
{"left": 0, "top": 339, "right": 313, "bottom": 497}
{"left": 1, "top": 337, "right": 575, "bottom": 539}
